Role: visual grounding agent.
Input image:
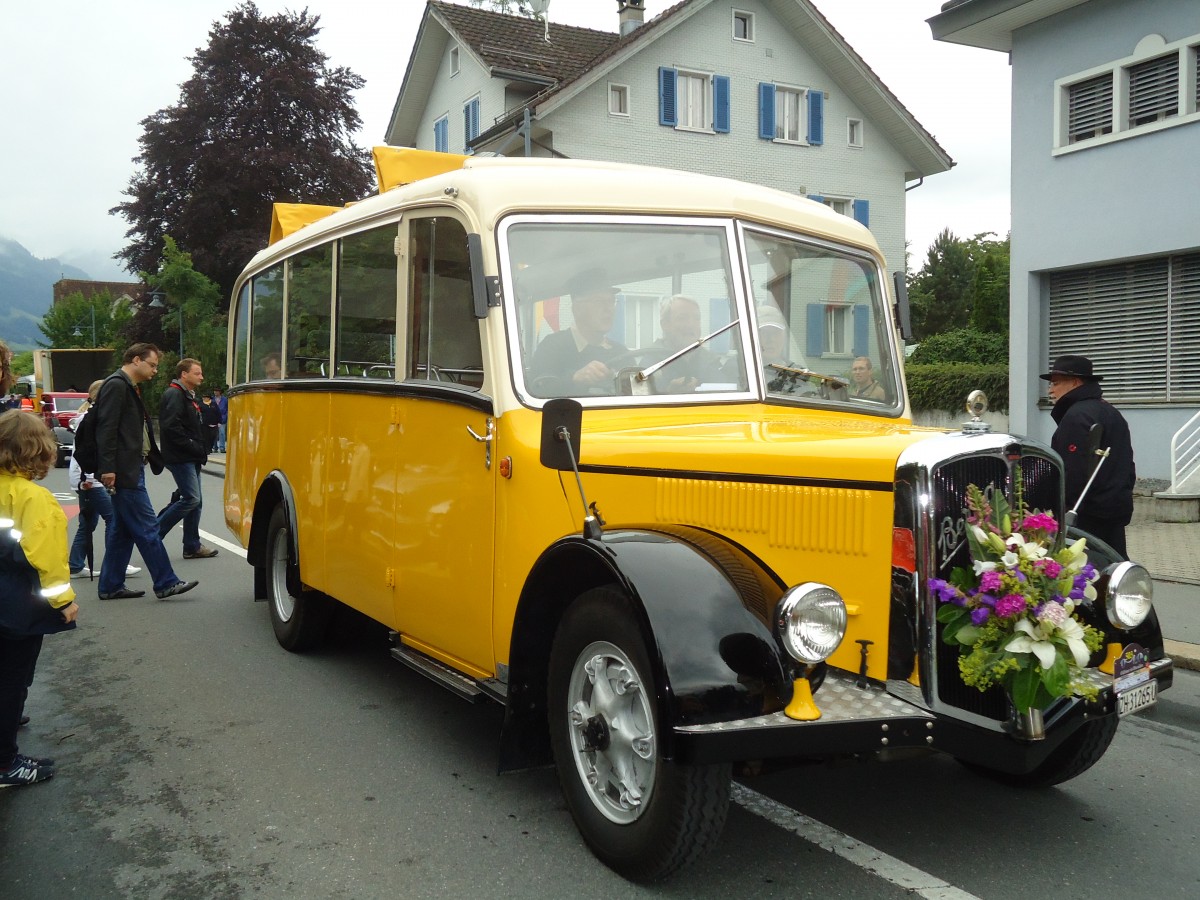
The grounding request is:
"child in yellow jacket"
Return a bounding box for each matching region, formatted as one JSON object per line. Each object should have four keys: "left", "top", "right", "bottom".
{"left": 0, "top": 409, "right": 79, "bottom": 787}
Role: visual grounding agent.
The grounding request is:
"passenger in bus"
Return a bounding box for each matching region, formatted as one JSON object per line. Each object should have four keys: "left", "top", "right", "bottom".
{"left": 849, "top": 357, "right": 886, "bottom": 400}
{"left": 647, "top": 295, "right": 725, "bottom": 392}
{"left": 529, "top": 268, "right": 628, "bottom": 396}
{"left": 261, "top": 353, "right": 282, "bottom": 380}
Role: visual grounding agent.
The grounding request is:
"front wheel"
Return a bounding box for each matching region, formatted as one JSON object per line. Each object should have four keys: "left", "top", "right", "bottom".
{"left": 548, "top": 587, "right": 730, "bottom": 882}
{"left": 265, "top": 505, "right": 332, "bottom": 652}
{"left": 960, "top": 714, "right": 1118, "bottom": 788}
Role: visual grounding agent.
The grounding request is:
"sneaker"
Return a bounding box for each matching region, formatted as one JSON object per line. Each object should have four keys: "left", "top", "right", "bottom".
{"left": 156, "top": 580, "right": 199, "bottom": 600}
{"left": 126, "top": 565, "right": 143, "bottom": 577}
{"left": 16, "top": 752, "right": 54, "bottom": 768}
{"left": 70, "top": 566, "right": 92, "bottom": 579}
{"left": 19, "top": 715, "right": 29, "bottom": 727}
{"left": 98, "top": 588, "right": 146, "bottom": 600}
{"left": 0, "top": 756, "right": 54, "bottom": 787}
{"left": 183, "top": 546, "right": 218, "bottom": 559}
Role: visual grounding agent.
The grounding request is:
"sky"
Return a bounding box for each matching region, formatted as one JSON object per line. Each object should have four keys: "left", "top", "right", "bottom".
{"left": 1, "top": 0, "right": 1012, "bottom": 283}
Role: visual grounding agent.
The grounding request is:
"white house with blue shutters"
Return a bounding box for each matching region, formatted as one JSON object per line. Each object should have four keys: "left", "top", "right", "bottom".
{"left": 386, "top": 0, "right": 953, "bottom": 282}
{"left": 930, "top": 0, "right": 1200, "bottom": 486}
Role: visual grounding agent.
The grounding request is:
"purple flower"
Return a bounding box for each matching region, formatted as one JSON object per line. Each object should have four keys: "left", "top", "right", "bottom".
{"left": 971, "top": 607, "right": 991, "bottom": 625}
{"left": 977, "top": 593, "right": 997, "bottom": 608}
{"left": 994, "top": 593, "right": 1028, "bottom": 618}
{"left": 979, "top": 570, "right": 1002, "bottom": 592}
{"left": 1081, "top": 563, "right": 1097, "bottom": 581}
{"left": 928, "top": 579, "right": 961, "bottom": 605}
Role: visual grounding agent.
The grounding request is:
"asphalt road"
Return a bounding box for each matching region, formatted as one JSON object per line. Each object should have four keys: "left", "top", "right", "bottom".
{"left": 2, "top": 467, "right": 1198, "bottom": 899}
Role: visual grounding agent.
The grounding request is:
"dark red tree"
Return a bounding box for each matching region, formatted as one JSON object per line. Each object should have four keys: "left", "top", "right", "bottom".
{"left": 112, "top": 2, "right": 374, "bottom": 305}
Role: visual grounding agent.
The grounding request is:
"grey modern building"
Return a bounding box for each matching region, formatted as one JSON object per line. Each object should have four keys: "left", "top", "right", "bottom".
{"left": 931, "top": 0, "right": 1200, "bottom": 485}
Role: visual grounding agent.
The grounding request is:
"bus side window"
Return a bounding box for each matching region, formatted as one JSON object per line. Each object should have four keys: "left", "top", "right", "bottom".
{"left": 251, "top": 264, "right": 284, "bottom": 380}
{"left": 337, "top": 224, "right": 399, "bottom": 379}
{"left": 407, "top": 217, "right": 484, "bottom": 390}
{"left": 286, "top": 244, "right": 334, "bottom": 377}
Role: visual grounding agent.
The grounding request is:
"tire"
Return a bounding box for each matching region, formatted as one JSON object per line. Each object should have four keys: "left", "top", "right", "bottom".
{"left": 548, "top": 587, "right": 730, "bottom": 882}
{"left": 265, "top": 505, "right": 332, "bottom": 652}
{"left": 960, "top": 715, "right": 1119, "bottom": 788}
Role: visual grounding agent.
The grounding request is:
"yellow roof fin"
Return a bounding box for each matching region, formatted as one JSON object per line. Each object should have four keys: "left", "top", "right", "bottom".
{"left": 269, "top": 203, "right": 343, "bottom": 245}
{"left": 372, "top": 146, "right": 469, "bottom": 193}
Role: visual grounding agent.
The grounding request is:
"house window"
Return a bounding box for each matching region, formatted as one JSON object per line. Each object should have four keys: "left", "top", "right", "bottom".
{"left": 1127, "top": 53, "right": 1179, "bottom": 126}
{"left": 733, "top": 10, "right": 754, "bottom": 42}
{"left": 659, "top": 67, "right": 730, "bottom": 133}
{"left": 847, "top": 118, "right": 863, "bottom": 148}
{"left": 434, "top": 115, "right": 449, "bottom": 153}
{"left": 825, "top": 304, "right": 849, "bottom": 355}
{"left": 758, "top": 82, "right": 823, "bottom": 144}
{"left": 807, "top": 195, "right": 870, "bottom": 227}
{"left": 609, "top": 83, "right": 629, "bottom": 116}
{"left": 450, "top": 45, "right": 459, "bottom": 77}
{"left": 464, "top": 96, "right": 480, "bottom": 150}
{"left": 775, "top": 87, "right": 805, "bottom": 142}
{"left": 1055, "top": 32, "right": 1200, "bottom": 153}
{"left": 1048, "top": 251, "right": 1200, "bottom": 402}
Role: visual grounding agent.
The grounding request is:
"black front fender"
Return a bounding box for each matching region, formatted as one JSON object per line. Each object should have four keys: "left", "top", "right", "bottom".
{"left": 499, "top": 527, "right": 790, "bottom": 772}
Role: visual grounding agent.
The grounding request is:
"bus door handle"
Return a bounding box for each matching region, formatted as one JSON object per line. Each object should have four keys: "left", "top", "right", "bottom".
{"left": 466, "top": 418, "right": 494, "bottom": 469}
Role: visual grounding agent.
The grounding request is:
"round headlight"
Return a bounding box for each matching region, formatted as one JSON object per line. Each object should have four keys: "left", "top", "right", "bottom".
{"left": 1102, "top": 561, "right": 1154, "bottom": 630}
{"left": 775, "top": 583, "right": 847, "bottom": 664}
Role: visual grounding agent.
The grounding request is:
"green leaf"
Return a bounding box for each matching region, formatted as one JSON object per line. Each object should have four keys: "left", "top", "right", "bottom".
{"left": 1009, "top": 665, "right": 1041, "bottom": 713}
{"left": 1040, "top": 653, "right": 1070, "bottom": 697}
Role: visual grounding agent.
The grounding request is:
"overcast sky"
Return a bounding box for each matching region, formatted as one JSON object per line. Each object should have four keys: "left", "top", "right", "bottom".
{"left": 1, "top": 0, "right": 1011, "bottom": 283}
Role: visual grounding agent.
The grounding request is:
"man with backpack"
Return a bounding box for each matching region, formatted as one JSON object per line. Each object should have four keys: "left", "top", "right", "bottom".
{"left": 156, "top": 358, "right": 218, "bottom": 560}
{"left": 91, "top": 344, "right": 198, "bottom": 601}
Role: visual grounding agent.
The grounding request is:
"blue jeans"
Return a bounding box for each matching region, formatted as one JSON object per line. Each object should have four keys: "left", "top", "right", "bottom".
{"left": 157, "top": 461, "right": 202, "bottom": 553}
{"left": 98, "top": 468, "right": 180, "bottom": 595}
{"left": 68, "top": 484, "right": 114, "bottom": 572}
{"left": 217, "top": 423, "right": 226, "bottom": 453}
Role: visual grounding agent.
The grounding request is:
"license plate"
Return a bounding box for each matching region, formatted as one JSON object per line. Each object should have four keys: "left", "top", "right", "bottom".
{"left": 1117, "top": 680, "right": 1157, "bottom": 717}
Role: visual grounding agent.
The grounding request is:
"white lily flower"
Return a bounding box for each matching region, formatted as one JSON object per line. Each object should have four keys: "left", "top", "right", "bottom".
{"left": 970, "top": 525, "right": 989, "bottom": 544}
{"left": 1006, "top": 618, "right": 1058, "bottom": 669}
{"left": 1083, "top": 582, "right": 1097, "bottom": 602}
{"left": 1056, "top": 617, "right": 1092, "bottom": 667}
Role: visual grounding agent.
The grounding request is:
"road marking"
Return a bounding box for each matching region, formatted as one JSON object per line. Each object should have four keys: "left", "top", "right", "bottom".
{"left": 731, "top": 784, "right": 981, "bottom": 899}
{"left": 200, "top": 529, "right": 247, "bottom": 558}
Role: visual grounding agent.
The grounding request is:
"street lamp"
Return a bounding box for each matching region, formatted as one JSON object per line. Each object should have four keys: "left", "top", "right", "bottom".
{"left": 71, "top": 305, "right": 97, "bottom": 346}
{"left": 148, "top": 290, "right": 183, "bottom": 358}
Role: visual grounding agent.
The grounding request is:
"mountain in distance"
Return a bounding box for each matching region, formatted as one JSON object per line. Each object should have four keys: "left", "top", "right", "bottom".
{"left": 0, "top": 237, "right": 91, "bottom": 350}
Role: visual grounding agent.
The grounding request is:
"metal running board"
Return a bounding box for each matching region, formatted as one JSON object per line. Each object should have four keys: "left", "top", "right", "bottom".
{"left": 390, "top": 644, "right": 483, "bottom": 702}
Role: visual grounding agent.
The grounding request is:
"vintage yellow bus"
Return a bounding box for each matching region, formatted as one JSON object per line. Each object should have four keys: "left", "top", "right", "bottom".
{"left": 224, "top": 151, "right": 1172, "bottom": 881}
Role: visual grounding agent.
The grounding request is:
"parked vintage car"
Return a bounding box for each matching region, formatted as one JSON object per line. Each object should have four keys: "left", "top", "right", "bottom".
{"left": 223, "top": 150, "right": 1173, "bottom": 881}
{"left": 39, "top": 391, "right": 88, "bottom": 429}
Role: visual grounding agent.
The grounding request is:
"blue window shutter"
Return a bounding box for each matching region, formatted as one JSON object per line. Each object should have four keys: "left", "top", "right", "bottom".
{"left": 464, "top": 98, "right": 480, "bottom": 150}
{"left": 806, "top": 304, "right": 825, "bottom": 358}
{"left": 435, "top": 118, "right": 448, "bottom": 153}
{"left": 852, "top": 304, "right": 870, "bottom": 358}
{"left": 758, "top": 82, "right": 775, "bottom": 139}
{"left": 472, "top": 99, "right": 480, "bottom": 140}
{"left": 807, "top": 89, "right": 824, "bottom": 145}
{"left": 659, "top": 67, "right": 677, "bottom": 126}
{"left": 853, "top": 199, "right": 870, "bottom": 227}
{"left": 713, "top": 75, "right": 731, "bottom": 133}
{"left": 807, "top": 194, "right": 824, "bottom": 204}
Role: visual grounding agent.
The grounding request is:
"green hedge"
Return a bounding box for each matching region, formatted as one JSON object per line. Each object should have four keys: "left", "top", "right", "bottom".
{"left": 905, "top": 363, "right": 1009, "bottom": 414}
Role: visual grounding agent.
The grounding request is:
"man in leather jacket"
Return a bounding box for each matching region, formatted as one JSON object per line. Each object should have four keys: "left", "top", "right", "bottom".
{"left": 94, "top": 344, "right": 198, "bottom": 601}
{"left": 1041, "top": 354, "right": 1135, "bottom": 556}
{"left": 156, "top": 358, "right": 218, "bottom": 561}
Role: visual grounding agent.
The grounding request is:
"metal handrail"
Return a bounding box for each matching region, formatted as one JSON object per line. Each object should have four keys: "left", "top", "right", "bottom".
{"left": 1169, "top": 409, "right": 1200, "bottom": 493}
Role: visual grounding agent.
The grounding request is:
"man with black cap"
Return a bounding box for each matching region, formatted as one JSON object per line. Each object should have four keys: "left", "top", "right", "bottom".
{"left": 1041, "top": 354, "right": 1135, "bottom": 556}
{"left": 529, "top": 267, "right": 628, "bottom": 396}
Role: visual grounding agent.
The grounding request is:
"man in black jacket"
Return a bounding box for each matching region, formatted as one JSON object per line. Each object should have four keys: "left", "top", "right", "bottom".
{"left": 95, "top": 344, "right": 198, "bottom": 600}
{"left": 1041, "top": 354, "right": 1135, "bottom": 556}
{"left": 157, "top": 358, "right": 218, "bottom": 560}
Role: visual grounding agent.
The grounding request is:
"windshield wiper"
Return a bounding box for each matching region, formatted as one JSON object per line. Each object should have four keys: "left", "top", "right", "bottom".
{"left": 635, "top": 319, "right": 741, "bottom": 383}
{"left": 767, "top": 363, "right": 848, "bottom": 391}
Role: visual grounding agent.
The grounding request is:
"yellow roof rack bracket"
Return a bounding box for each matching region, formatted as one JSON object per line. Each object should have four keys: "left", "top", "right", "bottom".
{"left": 269, "top": 203, "right": 344, "bottom": 245}
{"left": 372, "top": 146, "right": 469, "bottom": 194}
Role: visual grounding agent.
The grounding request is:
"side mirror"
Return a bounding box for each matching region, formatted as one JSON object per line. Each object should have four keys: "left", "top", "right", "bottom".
{"left": 540, "top": 398, "right": 583, "bottom": 470}
{"left": 892, "top": 272, "right": 912, "bottom": 342}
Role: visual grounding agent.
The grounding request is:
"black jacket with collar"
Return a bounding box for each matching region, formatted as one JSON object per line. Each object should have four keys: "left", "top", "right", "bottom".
{"left": 1050, "top": 380, "right": 1135, "bottom": 520}
{"left": 159, "top": 379, "right": 208, "bottom": 465}
{"left": 95, "top": 370, "right": 163, "bottom": 489}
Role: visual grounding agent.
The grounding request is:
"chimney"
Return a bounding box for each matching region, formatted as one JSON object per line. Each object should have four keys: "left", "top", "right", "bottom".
{"left": 618, "top": 0, "right": 645, "bottom": 37}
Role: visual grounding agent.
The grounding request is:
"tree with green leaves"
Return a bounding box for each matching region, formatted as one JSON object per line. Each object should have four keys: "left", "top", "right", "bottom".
{"left": 112, "top": 2, "right": 374, "bottom": 304}
{"left": 907, "top": 230, "right": 1010, "bottom": 341}
{"left": 38, "top": 290, "right": 134, "bottom": 350}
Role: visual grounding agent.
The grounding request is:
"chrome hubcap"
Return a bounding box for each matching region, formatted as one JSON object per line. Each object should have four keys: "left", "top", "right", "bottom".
{"left": 270, "top": 526, "right": 295, "bottom": 623}
{"left": 566, "top": 640, "right": 656, "bottom": 824}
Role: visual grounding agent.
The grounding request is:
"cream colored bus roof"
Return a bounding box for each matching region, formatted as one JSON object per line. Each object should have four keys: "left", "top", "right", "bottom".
{"left": 245, "top": 154, "right": 879, "bottom": 273}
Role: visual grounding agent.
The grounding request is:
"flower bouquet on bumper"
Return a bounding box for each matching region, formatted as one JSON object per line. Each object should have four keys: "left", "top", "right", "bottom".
{"left": 929, "top": 480, "right": 1104, "bottom": 729}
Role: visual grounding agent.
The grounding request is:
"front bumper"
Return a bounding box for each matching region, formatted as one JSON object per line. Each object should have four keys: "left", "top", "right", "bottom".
{"left": 672, "top": 658, "right": 1174, "bottom": 769}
